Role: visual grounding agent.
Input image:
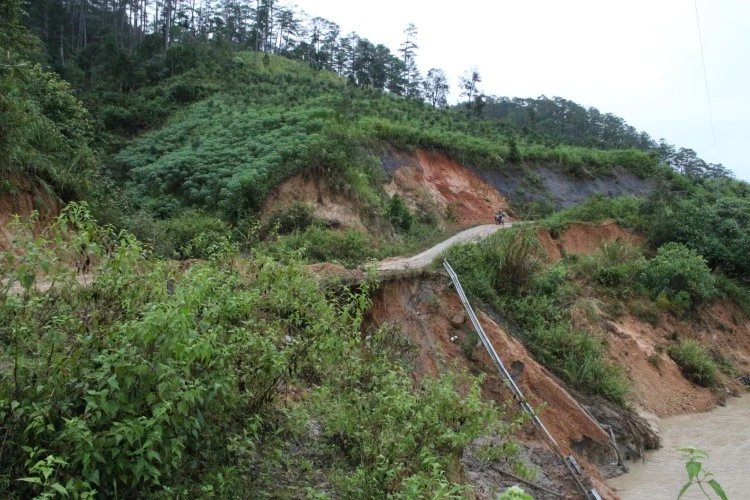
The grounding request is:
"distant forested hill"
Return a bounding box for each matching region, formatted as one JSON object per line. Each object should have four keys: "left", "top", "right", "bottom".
{"left": 468, "top": 95, "right": 732, "bottom": 179}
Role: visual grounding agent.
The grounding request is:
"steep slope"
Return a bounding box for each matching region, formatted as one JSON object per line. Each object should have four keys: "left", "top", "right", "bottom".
{"left": 366, "top": 276, "right": 629, "bottom": 499}
{"left": 361, "top": 219, "right": 750, "bottom": 497}
{"left": 380, "top": 148, "right": 508, "bottom": 226}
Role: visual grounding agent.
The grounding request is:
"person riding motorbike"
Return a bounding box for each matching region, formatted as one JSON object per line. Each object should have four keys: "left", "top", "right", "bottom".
{"left": 494, "top": 209, "right": 506, "bottom": 225}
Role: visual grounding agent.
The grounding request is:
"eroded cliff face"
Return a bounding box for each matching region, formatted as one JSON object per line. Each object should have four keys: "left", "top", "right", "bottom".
{"left": 365, "top": 276, "right": 626, "bottom": 498}
{"left": 262, "top": 147, "right": 512, "bottom": 232}
{"left": 381, "top": 149, "right": 509, "bottom": 227}
{"left": 379, "top": 146, "right": 654, "bottom": 213}
{"left": 261, "top": 145, "right": 654, "bottom": 235}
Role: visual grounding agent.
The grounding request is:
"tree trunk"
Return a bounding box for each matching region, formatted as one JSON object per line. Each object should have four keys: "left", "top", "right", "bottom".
{"left": 164, "top": 0, "right": 171, "bottom": 50}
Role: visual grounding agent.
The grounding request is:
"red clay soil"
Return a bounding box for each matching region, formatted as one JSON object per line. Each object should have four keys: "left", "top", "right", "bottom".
{"left": 535, "top": 220, "right": 744, "bottom": 417}
{"left": 704, "top": 301, "right": 750, "bottom": 372}
{"left": 0, "top": 184, "right": 60, "bottom": 251}
{"left": 536, "top": 228, "right": 562, "bottom": 261}
{"left": 367, "top": 278, "right": 618, "bottom": 498}
{"left": 606, "top": 299, "right": 750, "bottom": 418}
{"left": 385, "top": 150, "right": 509, "bottom": 227}
{"left": 262, "top": 175, "right": 368, "bottom": 232}
{"left": 533, "top": 222, "right": 725, "bottom": 415}
{"left": 604, "top": 316, "right": 717, "bottom": 417}
{"left": 538, "top": 222, "right": 644, "bottom": 262}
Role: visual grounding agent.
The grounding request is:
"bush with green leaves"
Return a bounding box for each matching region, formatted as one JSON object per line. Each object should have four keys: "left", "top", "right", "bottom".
{"left": 1, "top": 37, "right": 97, "bottom": 200}
{"left": 267, "top": 225, "right": 377, "bottom": 267}
{"left": 568, "top": 239, "right": 642, "bottom": 292}
{"left": 1, "top": 204, "right": 516, "bottom": 497}
{"left": 309, "top": 329, "right": 522, "bottom": 497}
{"left": 262, "top": 202, "right": 316, "bottom": 235}
{"left": 118, "top": 209, "right": 234, "bottom": 259}
{"left": 0, "top": 205, "right": 366, "bottom": 496}
{"left": 648, "top": 196, "right": 750, "bottom": 281}
{"left": 639, "top": 243, "right": 716, "bottom": 309}
{"left": 385, "top": 193, "right": 414, "bottom": 232}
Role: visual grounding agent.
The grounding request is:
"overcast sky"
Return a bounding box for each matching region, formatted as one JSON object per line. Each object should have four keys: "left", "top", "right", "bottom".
{"left": 293, "top": 0, "right": 749, "bottom": 180}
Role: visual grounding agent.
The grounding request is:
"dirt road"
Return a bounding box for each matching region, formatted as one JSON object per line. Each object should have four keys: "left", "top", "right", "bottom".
{"left": 378, "top": 223, "right": 515, "bottom": 272}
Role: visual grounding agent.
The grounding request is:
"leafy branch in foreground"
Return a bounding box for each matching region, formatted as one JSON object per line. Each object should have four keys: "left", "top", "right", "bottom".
{"left": 677, "top": 446, "right": 727, "bottom": 500}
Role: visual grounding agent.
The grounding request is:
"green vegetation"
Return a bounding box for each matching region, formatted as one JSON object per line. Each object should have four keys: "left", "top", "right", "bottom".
{"left": 385, "top": 194, "right": 414, "bottom": 231}
{"left": 649, "top": 195, "right": 750, "bottom": 281}
{"left": 265, "top": 225, "right": 377, "bottom": 267}
{"left": 442, "top": 228, "right": 629, "bottom": 404}
{"left": 444, "top": 202, "right": 749, "bottom": 402}
{"left": 106, "top": 65, "right": 659, "bottom": 237}
{"left": 677, "top": 447, "right": 728, "bottom": 500}
{"left": 668, "top": 340, "right": 720, "bottom": 387}
{"left": 1, "top": 0, "right": 96, "bottom": 200}
{"left": 546, "top": 189, "right": 750, "bottom": 315}
{"left": 566, "top": 234, "right": 718, "bottom": 319}
{"left": 544, "top": 194, "right": 646, "bottom": 235}
{"left": 0, "top": 205, "right": 519, "bottom": 497}
{"left": 640, "top": 243, "right": 716, "bottom": 310}
{"left": 2, "top": 0, "right": 750, "bottom": 494}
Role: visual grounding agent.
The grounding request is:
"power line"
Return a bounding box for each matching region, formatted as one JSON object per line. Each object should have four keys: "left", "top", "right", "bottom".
{"left": 694, "top": 0, "right": 719, "bottom": 163}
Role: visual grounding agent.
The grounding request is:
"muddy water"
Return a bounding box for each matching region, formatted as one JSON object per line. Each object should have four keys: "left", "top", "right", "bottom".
{"left": 608, "top": 394, "right": 750, "bottom": 499}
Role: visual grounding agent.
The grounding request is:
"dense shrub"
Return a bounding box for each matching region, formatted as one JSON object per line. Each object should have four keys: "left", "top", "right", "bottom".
{"left": 122, "top": 210, "right": 233, "bottom": 259}
{"left": 1, "top": 56, "right": 97, "bottom": 199}
{"left": 385, "top": 193, "right": 413, "bottom": 231}
{"left": 648, "top": 197, "right": 750, "bottom": 281}
{"left": 262, "top": 202, "right": 316, "bottom": 235}
{"left": 0, "top": 204, "right": 513, "bottom": 497}
{"left": 310, "top": 329, "right": 518, "bottom": 496}
{"left": 568, "top": 239, "right": 642, "bottom": 291}
{"left": 639, "top": 243, "right": 716, "bottom": 308}
{"left": 268, "top": 225, "right": 376, "bottom": 267}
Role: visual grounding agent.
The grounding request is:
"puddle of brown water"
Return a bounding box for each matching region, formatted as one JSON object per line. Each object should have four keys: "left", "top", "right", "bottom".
{"left": 608, "top": 393, "right": 750, "bottom": 499}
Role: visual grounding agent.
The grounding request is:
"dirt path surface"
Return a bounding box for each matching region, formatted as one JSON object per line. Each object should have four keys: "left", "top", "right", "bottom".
{"left": 377, "top": 223, "right": 514, "bottom": 272}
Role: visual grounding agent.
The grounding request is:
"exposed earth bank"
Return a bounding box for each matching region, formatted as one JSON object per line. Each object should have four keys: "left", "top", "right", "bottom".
{"left": 361, "top": 221, "right": 750, "bottom": 499}
{"left": 0, "top": 178, "right": 60, "bottom": 251}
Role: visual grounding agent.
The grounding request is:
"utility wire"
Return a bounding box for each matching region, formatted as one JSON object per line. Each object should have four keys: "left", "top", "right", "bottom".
{"left": 694, "top": 0, "right": 719, "bottom": 163}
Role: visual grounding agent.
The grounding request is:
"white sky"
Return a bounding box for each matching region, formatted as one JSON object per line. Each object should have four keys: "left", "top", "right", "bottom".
{"left": 293, "top": 0, "right": 749, "bottom": 180}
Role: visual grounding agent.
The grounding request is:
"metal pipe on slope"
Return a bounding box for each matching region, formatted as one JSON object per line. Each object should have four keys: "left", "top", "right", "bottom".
{"left": 443, "top": 259, "right": 596, "bottom": 499}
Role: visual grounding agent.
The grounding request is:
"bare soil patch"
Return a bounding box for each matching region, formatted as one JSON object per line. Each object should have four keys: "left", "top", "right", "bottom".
{"left": 262, "top": 175, "right": 368, "bottom": 232}
{"left": 367, "top": 278, "right": 619, "bottom": 498}
{"left": 384, "top": 150, "right": 509, "bottom": 227}
{"left": 538, "top": 221, "right": 644, "bottom": 261}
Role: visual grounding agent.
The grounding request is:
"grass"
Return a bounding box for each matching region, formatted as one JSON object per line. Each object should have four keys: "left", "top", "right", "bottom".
{"left": 543, "top": 194, "right": 646, "bottom": 237}
{"left": 668, "top": 339, "right": 719, "bottom": 387}
{"left": 442, "top": 227, "right": 629, "bottom": 405}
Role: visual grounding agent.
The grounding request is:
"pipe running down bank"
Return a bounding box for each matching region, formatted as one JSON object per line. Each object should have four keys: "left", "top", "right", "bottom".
{"left": 443, "top": 259, "right": 599, "bottom": 500}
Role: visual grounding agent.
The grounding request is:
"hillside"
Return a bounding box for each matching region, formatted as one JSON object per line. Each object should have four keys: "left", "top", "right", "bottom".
{"left": 3, "top": 1, "right": 750, "bottom": 498}
{"left": 89, "top": 51, "right": 663, "bottom": 264}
